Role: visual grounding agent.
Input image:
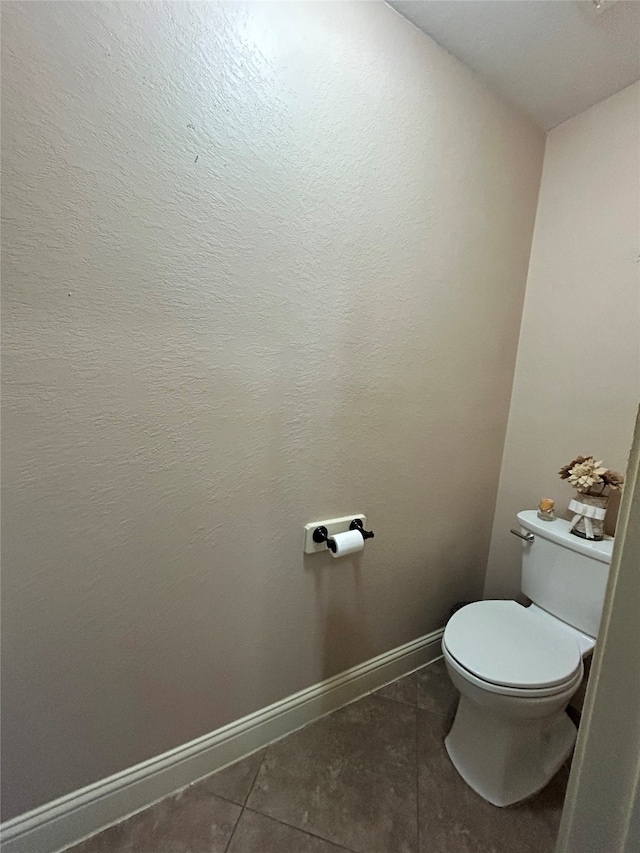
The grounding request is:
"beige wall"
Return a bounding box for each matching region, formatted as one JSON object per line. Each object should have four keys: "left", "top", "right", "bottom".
{"left": 1, "top": 1, "right": 544, "bottom": 818}
{"left": 485, "top": 83, "right": 640, "bottom": 600}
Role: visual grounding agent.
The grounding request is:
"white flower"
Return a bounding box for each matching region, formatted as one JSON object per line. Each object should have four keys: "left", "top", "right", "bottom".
{"left": 567, "top": 459, "right": 606, "bottom": 493}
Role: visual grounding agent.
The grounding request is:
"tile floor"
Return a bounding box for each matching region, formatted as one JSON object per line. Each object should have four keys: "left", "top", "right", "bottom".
{"left": 65, "top": 659, "right": 569, "bottom": 853}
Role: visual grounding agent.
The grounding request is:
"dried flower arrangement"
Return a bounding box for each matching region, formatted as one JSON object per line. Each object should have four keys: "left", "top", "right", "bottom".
{"left": 558, "top": 456, "right": 625, "bottom": 496}
{"left": 559, "top": 455, "right": 624, "bottom": 540}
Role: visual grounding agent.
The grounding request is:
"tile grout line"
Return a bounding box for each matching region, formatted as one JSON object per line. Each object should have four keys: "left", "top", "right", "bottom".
{"left": 228, "top": 664, "right": 441, "bottom": 853}
{"left": 241, "top": 806, "right": 359, "bottom": 853}
{"left": 222, "top": 804, "right": 244, "bottom": 853}
{"left": 222, "top": 747, "right": 270, "bottom": 853}
{"left": 373, "top": 693, "right": 416, "bottom": 708}
{"left": 242, "top": 748, "right": 269, "bottom": 808}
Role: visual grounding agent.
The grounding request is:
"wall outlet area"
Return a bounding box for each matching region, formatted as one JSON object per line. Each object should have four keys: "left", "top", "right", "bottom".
{"left": 303, "top": 515, "right": 366, "bottom": 554}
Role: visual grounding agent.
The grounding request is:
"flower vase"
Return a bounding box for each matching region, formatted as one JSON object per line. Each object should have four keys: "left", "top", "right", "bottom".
{"left": 568, "top": 492, "right": 608, "bottom": 541}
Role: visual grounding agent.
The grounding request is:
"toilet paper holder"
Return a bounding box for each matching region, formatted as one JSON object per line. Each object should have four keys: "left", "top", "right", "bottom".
{"left": 312, "top": 519, "right": 375, "bottom": 553}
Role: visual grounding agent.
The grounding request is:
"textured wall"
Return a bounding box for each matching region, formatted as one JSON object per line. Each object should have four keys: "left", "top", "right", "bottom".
{"left": 1, "top": 1, "right": 544, "bottom": 818}
{"left": 485, "top": 83, "right": 640, "bottom": 599}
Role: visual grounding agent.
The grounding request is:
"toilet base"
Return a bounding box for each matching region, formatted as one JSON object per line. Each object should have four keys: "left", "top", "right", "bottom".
{"left": 444, "top": 694, "right": 577, "bottom": 807}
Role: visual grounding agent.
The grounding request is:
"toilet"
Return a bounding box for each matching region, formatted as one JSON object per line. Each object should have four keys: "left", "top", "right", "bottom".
{"left": 442, "top": 510, "right": 614, "bottom": 807}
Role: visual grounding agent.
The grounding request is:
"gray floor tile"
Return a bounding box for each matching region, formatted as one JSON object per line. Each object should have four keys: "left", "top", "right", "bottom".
{"left": 246, "top": 694, "right": 418, "bottom": 853}
{"left": 197, "top": 748, "right": 266, "bottom": 805}
{"left": 416, "top": 658, "right": 459, "bottom": 719}
{"left": 417, "top": 709, "right": 567, "bottom": 853}
{"left": 63, "top": 786, "right": 241, "bottom": 853}
{"left": 227, "top": 809, "right": 353, "bottom": 853}
{"left": 63, "top": 664, "right": 567, "bottom": 853}
{"left": 374, "top": 672, "right": 417, "bottom": 706}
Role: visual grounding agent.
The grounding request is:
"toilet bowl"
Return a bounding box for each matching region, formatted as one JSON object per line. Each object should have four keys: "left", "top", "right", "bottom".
{"left": 440, "top": 511, "right": 613, "bottom": 807}
{"left": 442, "top": 600, "right": 591, "bottom": 806}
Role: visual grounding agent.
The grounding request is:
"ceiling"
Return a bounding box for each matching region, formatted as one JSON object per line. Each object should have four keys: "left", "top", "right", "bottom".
{"left": 387, "top": 0, "right": 640, "bottom": 129}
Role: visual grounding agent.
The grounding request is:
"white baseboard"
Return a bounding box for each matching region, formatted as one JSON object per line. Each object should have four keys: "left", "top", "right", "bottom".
{"left": 0, "top": 628, "right": 444, "bottom": 853}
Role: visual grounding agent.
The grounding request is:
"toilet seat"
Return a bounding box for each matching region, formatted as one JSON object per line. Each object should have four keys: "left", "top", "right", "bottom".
{"left": 443, "top": 640, "right": 583, "bottom": 698}
{"left": 443, "top": 600, "right": 583, "bottom": 692}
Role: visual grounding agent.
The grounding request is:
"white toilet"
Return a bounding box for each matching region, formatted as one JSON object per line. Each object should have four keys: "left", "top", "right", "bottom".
{"left": 442, "top": 510, "right": 613, "bottom": 807}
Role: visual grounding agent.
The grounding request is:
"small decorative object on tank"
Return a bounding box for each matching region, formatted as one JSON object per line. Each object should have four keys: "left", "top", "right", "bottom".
{"left": 559, "top": 456, "right": 625, "bottom": 540}
{"left": 537, "top": 498, "right": 555, "bottom": 521}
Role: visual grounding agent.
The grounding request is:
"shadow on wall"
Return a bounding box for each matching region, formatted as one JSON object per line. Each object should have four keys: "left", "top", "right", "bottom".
{"left": 303, "top": 529, "right": 482, "bottom": 719}
{"left": 306, "top": 551, "right": 374, "bottom": 703}
{"left": 603, "top": 488, "right": 621, "bottom": 538}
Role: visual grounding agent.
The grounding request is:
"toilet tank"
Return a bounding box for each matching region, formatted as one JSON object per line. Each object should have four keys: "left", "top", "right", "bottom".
{"left": 517, "top": 510, "right": 614, "bottom": 638}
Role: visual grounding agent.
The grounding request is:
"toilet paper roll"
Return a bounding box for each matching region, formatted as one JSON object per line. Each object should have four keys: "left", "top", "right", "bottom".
{"left": 330, "top": 529, "right": 365, "bottom": 559}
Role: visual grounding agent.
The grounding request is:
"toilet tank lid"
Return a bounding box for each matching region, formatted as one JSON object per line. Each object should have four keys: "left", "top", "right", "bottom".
{"left": 517, "top": 510, "right": 614, "bottom": 564}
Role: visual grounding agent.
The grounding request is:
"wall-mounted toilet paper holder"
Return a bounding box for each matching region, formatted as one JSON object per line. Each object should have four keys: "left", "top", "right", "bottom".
{"left": 349, "top": 518, "right": 375, "bottom": 540}
{"left": 303, "top": 514, "right": 372, "bottom": 554}
{"left": 312, "top": 519, "right": 375, "bottom": 553}
{"left": 312, "top": 526, "right": 337, "bottom": 553}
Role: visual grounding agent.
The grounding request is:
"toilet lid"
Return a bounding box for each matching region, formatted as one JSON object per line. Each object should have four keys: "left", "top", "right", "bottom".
{"left": 443, "top": 601, "right": 582, "bottom": 689}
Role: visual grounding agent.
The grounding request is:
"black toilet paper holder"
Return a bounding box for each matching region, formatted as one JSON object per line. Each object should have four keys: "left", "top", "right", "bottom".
{"left": 349, "top": 518, "right": 375, "bottom": 540}
{"left": 312, "top": 526, "right": 336, "bottom": 553}
{"left": 312, "top": 519, "right": 375, "bottom": 553}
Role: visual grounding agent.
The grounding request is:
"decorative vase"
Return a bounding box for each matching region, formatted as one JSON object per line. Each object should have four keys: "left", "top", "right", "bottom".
{"left": 568, "top": 492, "right": 608, "bottom": 541}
